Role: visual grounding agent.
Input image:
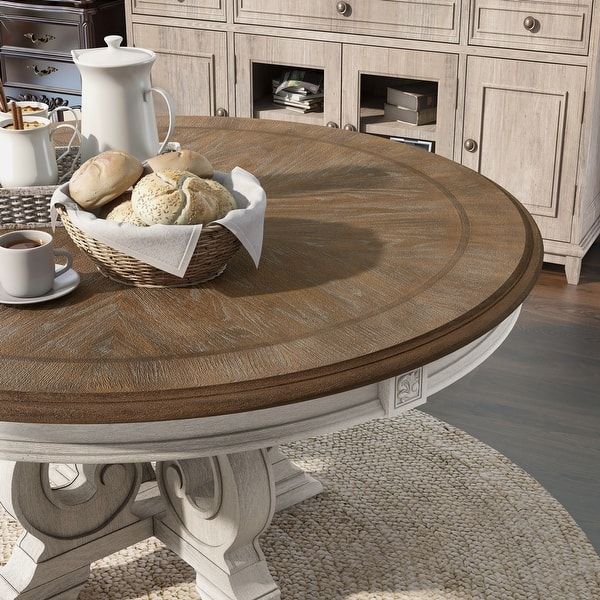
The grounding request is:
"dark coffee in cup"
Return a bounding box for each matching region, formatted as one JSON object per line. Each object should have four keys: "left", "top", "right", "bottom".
{"left": 0, "top": 230, "right": 72, "bottom": 297}
{"left": 1, "top": 237, "right": 44, "bottom": 250}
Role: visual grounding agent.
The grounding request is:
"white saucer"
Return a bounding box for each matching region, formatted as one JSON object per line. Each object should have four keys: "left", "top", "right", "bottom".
{"left": 0, "top": 266, "right": 80, "bottom": 305}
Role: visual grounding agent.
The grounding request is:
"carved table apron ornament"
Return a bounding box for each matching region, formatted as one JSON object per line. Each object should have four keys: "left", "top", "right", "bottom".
{"left": 0, "top": 118, "right": 542, "bottom": 600}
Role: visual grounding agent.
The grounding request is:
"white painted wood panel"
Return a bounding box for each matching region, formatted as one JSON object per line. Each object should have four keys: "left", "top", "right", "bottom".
{"left": 469, "top": 0, "right": 591, "bottom": 55}
{"left": 234, "top": 0, "right": 460, "bottom": 43}
{"left": 132, "top": 0, "right": 225, "bottom": 21}
{"left": 132, "top": 24, "right": 229, "bottom": 117}
{"left": 462, "top": 57, "right": 585, "bottom": 243}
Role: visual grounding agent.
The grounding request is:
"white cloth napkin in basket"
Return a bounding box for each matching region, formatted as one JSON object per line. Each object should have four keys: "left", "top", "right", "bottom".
{"left": 50, "top": 167, "right": 266, "bottom": 278}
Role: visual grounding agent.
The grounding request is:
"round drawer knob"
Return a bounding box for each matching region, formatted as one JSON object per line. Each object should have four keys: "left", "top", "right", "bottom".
{"left": 464, "top": 138, "right": 478, "bottom": 153}
{"left": 343, "top": 123, "right": 357, "bottom": 132}
{"left": 216, "top": 108, "right": 228, "bottom": 117}
{"left": 326, "top": 121, "right": 339, "bottom": 128}
{"left": 336, "top": 1, "right": 350, "bottom": 15}
{"left": 523, "top": 16, "right": 537, "bottom": 31}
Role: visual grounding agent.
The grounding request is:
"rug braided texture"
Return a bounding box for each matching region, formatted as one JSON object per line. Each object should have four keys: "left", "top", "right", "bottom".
{"left": 1, "top": 411, "right": 599, "bottom": 599}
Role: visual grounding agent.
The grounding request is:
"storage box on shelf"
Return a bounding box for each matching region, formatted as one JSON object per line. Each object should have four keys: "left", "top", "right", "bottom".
{"left": 126, "top": 0, "right": 600, "bottom": 284}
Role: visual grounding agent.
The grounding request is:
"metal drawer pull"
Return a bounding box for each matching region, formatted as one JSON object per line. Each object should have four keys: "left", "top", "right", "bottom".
{"left": 336, "top": 1, "right": 350, "bottom": 15}
{"left": 28, "top": 65, "right": 58, "bottom": 77}
{"left": 464, "top": 139, "right": 478, "bottom": 152}
{"left": 326, "top": 121, "right": 339, "bottom": 128}
{"left": 343, "top": 123, "right": 357, "bottom": 132}
{"left": 24, "top": 33, "right": 56, "bottom": 46}
{"left": 523, "top": 16, "right": 538, "bottom": 31}
{"left": 216, "top": 108, "right": 228, "bottom": 117}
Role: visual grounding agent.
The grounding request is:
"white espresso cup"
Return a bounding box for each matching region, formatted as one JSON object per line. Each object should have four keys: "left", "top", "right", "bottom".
{"left": 0, "top": 230, "right": 72, "bottom": 297}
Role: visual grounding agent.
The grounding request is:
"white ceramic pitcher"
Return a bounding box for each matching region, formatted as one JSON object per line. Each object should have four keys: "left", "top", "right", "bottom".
{"left": 72, "top": 35, "right": 175, "bottom": 162}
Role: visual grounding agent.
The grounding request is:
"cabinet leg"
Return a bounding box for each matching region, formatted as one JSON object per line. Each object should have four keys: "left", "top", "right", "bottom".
{"left": 155, "top": 450, "right": 280, "bottom": 600}
{"left": 0, "top": 461, "right": 145, "bottom": 600}
{"left": 565, "top": 256, "right": 582, "bottom": 285}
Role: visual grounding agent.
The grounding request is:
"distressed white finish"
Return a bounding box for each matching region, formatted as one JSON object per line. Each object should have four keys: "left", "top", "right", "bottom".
{"left": 269, "top": 447, "right": 324, "bottom": 512}
{"left": 155, "top": 450, "right": 280, "bottom": 600}
{"left": 0, "top": 308, "right": 519, "bottom": 600}
{"left": 0, "top": 462, "right": 150, "bottom": 599}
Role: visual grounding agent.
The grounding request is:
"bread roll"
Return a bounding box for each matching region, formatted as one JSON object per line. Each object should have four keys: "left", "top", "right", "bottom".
{"left": 186, "top": 177, "right": 237, "bottom": 219}
{"left": 145, "top": 150, "right": 213, "bottom": 179}
{"left": 99, "top": 193, "right": 146, "bottom": 226}
{"left": 69, "top": 151, "right": 143, "bottom": 210}
{"left": 132, "top": 170, "right": 225, "bottom": 226}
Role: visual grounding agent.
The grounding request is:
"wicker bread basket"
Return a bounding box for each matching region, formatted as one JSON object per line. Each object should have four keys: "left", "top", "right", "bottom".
{"left": 57, "top": 205, "right": 242, "bottom": 288}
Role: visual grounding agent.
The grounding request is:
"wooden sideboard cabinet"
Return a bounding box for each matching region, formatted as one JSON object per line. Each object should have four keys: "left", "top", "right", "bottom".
{"left": 125, "top": 0, "right": 600, "bottom": 284}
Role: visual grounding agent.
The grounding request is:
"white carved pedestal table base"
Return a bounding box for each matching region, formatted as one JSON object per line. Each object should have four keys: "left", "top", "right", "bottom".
{"left": 0, "top": 447, "right": 321, "bottom": 600}
{"left": 0, "top": 462, "right": 146, "bottom": 600}
{"left": 0, "top": 310, "right": 522, "bottom": 600}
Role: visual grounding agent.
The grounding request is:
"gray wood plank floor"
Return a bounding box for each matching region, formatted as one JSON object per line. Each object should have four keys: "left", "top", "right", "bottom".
{"left": 422, "top": 242, "right": 600, "bottom": 552}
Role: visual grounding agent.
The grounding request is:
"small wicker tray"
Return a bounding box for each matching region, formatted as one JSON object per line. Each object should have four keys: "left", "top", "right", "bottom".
{"left": 0, "top": 148, "right": 79, "bottom": 228}
{"left": 57, "top": 206, "right": 242, "bottom": 288}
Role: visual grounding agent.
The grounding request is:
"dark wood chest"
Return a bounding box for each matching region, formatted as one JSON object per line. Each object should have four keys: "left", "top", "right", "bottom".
{"left": 0, "top": 0, "right": 125, "bottom": 109}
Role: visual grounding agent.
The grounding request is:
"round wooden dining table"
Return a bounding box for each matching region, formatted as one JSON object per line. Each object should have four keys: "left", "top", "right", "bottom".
{"left": 0, "top": 117, "right": 542, "bottom": 600}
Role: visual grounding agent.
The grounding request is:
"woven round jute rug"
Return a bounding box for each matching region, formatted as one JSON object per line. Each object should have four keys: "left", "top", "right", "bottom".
{"left": 1, "top": 411, "right": 599, "bottom": 599}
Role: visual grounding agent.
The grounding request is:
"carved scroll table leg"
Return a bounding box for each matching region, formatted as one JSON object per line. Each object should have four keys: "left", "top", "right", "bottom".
{"left": 269, "top": 447, "right": 323, "bottom": 512}
{"left": 155, "top": 449, "right": 280, "bottom": 600}
{"left": 0, "top": 461, "right": 146, "bottom": 600}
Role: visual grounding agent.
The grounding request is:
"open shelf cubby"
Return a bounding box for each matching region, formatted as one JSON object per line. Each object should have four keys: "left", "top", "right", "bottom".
{"left": 360, "top": 74, "right": 438, "bottom": 145}
{"left": 252, "top": 62, "right": 325, "bottom": 126}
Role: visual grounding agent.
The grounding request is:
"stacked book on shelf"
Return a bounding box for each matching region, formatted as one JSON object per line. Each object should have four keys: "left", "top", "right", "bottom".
{"left": 384, "top": 82, "right": 437, "bottom": 125}
{"left": 272, "top": 69, "right": 324, "bottom": 114}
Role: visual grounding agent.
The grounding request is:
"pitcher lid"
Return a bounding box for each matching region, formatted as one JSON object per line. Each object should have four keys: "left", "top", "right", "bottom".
{"left": 72, "top": 36, "right": 154, "bottom": 67}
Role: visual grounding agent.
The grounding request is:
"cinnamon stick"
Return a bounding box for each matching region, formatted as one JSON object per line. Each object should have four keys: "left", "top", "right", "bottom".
{"left": 0, "top": 81, "right": 7, "bottom": 114}
{"left": 10, "top": 102, "right": 23, "bottom": 130}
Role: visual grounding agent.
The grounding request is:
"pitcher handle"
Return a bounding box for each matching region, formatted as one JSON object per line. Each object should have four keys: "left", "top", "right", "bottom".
{"left": 50, "top": 124, "right": 82, "bottom": 183}
{"left": 147, "top": 86, "right": 175, "bottom": 154}
{"left": 51, "top": 106, "right": 80, "bottom": 149}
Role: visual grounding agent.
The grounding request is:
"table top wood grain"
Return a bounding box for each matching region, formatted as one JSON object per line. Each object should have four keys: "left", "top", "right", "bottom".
{"left": 0, "top": 117, "right": 542, "bottom": 424}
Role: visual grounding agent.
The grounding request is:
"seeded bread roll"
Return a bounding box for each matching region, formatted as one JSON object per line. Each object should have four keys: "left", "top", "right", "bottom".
{"left": 99, "top": 193, "right": 146, "bottom": 226}
{"left": 145, "top": 150, "right": 213, "bottom": 179}
{"left": 131, "top": 170, "right": 225, "bottom": 226}
{"left": 69, "top": 151, "right": 143, "bottom": 210}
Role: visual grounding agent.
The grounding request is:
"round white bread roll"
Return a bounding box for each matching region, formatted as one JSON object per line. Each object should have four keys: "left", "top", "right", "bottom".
{"left": 186, "top": 177, "right": 237, "bottom": 220}
{"left": 132, "top": 170, "right": 236, "bottom": 226}
{"left": 69, "top": 151, "right": 143, "bottom": 210}
{"left": 145, "top": 150, "right": 213, "bottom": 179}
{"left": 99, "top": 193, "right": 146, "bottom": 226}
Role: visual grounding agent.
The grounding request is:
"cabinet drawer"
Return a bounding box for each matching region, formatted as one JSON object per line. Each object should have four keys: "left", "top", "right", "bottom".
{"left": 469, "top": 0, "right": 591, "bottom": 55}
{"left": 0, "top": 18, "right": 81, "bottom": 55}
{"left": 132, "top": 0, "right": 225, "bottom": 21}
{"left": 2, "top": 55, "right": 81, "bottom": 93}
{"left": 235, "top": 0, "right": 459, "bottom": 43}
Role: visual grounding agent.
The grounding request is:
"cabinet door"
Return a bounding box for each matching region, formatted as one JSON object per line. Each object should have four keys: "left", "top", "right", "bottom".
{"left": 132, "top": 24, "right": 228, "bottom": 118}
{"left": 235, "top": 34, "right": 342, "bottom": 128}
{"left": 462, "top": 57, "right": 585, "bottom": 242}
{"left": 342, "top": 45, "right": 458, "bottom": 159}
